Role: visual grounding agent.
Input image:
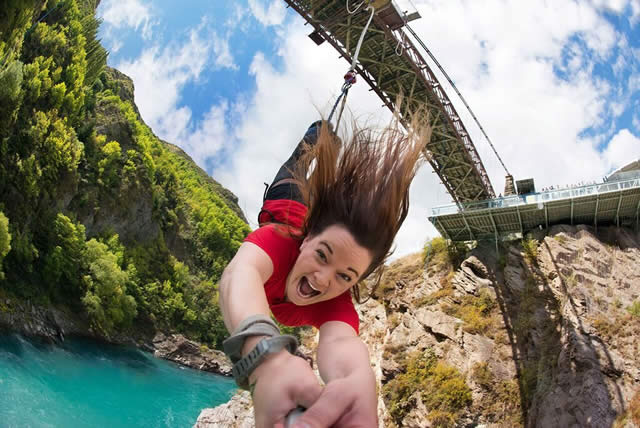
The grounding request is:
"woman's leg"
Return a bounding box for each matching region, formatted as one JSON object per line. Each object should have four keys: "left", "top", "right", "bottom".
{"left": 271, "top": 121, "right": 323, "bottom": 185}
{"left": 264, "top": 120, "right": 325, "bottom": 203}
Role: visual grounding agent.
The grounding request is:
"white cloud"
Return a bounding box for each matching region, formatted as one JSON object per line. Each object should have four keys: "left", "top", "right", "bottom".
{"left": 227, "top": 4, "right": 252, "bottom": 33}
{"left": 99, "top": 0, "right": 155, "bottom": 39}
{"left": 591, "top": 0, "right": 640, "bottom": 26}
{"left": 212, "top": 33, "right": 238, "bottom": 70}
{"left": 181, "top": 102, "right": 231, "bottom": 167}
{"left": 116, "top": 23, "right": 213, "bottom": 145}
{"left": 591, "top": 0, "right": 631, "bottom": 14}
{"left": 602, "top": 129, "right": 640, "bottom": 173}
{"left": 632, "top": 1, "right": 640, "bottom": 25}
{"left": 110, "top": 38, "right": 123, "bottom": 54}
{"left": 248, "top": 0, "right": 287, "bottom": 26}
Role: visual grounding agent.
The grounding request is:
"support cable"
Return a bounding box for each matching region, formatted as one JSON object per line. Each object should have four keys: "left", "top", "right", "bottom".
{"left": 403, "top": 22, "right": 511, "bottom": 177}
{"left": 328, "top": 4, "right": 375, "bottom": 129}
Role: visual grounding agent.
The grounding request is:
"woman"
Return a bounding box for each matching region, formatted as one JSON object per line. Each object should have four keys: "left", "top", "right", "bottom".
{"left": 219, "top": 116, "right": 428, "bottom": 428}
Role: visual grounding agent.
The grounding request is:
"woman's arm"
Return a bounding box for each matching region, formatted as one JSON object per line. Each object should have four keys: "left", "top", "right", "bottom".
{"left": 317, "top": 321, "right": 373, "bottom": 383}
{"left": 292, "top": 321, "right": 378, "bottom": 427}
{"left": 218, "top": 242, "right": 323, "bottom": 428}
{"left": 219, "top": 242, "right": 273, "bottom": 334}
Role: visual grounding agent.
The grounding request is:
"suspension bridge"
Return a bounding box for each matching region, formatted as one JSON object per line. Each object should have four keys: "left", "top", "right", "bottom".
{"left": 284, "top": 0, "right": 640, "bottom": 242}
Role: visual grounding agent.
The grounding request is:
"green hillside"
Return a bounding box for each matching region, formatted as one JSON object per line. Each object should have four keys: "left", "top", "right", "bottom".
{"left": 0, "top": 0, "right": 250, "bottom": 347}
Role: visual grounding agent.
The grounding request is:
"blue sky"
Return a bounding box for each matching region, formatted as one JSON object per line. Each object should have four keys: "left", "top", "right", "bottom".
{"left": 97, "top": 0, "right": 640, "bottom": 257}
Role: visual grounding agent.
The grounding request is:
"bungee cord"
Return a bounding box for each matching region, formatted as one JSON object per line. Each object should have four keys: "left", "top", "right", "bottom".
{"left": 328, "top": 2, "right": 375, "bottom": 130}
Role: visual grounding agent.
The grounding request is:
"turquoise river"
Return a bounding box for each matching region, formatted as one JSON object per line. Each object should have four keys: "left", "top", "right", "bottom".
{"left": 0, "top": 334, "right": 236, "bottom": 427}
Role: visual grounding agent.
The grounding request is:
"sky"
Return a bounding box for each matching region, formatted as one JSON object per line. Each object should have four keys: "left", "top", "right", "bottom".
{"left": 97, "top": 0, "right": 640, "bottom": 259}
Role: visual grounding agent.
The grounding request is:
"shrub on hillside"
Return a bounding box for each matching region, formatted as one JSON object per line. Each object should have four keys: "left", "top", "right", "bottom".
{"left": 521, "top": 234, "right": 539, "bottom": 264}
{"left": 423, "top": 237, "right": 467, "bottom": 270}
{"left": 383, "top": 350, "right": 471, "bottom": 425}
{"left": 631, "top": 390, "right": 640, "bottom": 426}
{"left": 0, "top": 212, "right": 11, "bottom": 279}
{"left": 442, "top": 288, "right": 497, "bottom": 335}
{"left": 627, "top": 301, "right": 640, "bottom": 318}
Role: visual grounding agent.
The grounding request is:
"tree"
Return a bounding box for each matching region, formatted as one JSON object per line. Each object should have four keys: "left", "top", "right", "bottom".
{"left": 82, "top": 238, "right": 137, "bottom": 334}
{"left": 44, "top": 213, "right": 87, "bottom": 298}
{"left": 0, "top": 211, "right": 12, "bottom": 279}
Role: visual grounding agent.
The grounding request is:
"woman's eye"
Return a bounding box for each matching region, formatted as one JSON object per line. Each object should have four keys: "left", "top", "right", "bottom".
{"left": 340, "top": 273, "right": 351, "bottom": 282}
{"left": 316, "top": 250, "right": 327, "bottom": 262}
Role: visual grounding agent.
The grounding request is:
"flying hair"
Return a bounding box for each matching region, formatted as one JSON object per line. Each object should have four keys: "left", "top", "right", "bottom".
{"left": 294, "top": 106, "right": 432, "bottom": 301}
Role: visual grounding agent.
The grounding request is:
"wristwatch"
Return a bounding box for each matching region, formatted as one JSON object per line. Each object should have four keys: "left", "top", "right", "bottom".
{"left": 232, "top": 335, "right": 298, "bottom": 390}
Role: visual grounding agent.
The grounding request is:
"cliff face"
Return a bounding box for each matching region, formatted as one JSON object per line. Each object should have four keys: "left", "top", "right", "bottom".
{"left": 198, "top": 225, "right": 640, "bottom": 427}
{"left": 379, "top": 224, "right": 640, "bottom": 427}
{"left": 0, "top": 1, "right": 249, "bottom": 348}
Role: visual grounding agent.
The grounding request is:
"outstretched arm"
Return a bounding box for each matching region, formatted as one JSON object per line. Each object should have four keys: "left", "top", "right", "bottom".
{"left": 219, "top": 242, "right": 322, "bottom": 428}
{"left": 292, "top": 321, "right": 378, "bottom": 428}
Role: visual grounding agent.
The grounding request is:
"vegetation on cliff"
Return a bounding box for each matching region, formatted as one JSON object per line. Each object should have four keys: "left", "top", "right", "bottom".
{"left": 0, "top": 0, "right": 249, "bottom": 347}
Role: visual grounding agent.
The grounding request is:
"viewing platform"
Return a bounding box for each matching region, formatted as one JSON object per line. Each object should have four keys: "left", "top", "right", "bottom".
{"left": 429, "top": 172, "right": 640, "bottom": 242}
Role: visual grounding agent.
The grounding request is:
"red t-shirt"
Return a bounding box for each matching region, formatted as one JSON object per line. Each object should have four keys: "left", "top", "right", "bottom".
{"left": 245, "top": 199, "right": 359, "bottom": 334}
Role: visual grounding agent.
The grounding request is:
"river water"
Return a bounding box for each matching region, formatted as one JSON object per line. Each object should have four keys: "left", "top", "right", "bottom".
{"left": 0, "top": 334, "right": 236, "bottom": 427}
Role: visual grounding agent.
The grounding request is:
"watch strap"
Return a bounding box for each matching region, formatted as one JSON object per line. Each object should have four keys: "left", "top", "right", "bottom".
{"left": 223, "top": 315, "right": 281, "bottom": 363}
{"left": 232, "top": 335, "right": 298, "bottom": 390}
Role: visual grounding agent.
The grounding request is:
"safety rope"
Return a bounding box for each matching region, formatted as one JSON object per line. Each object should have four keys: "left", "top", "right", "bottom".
{"left": 346, "top": 0, "right": 367, "bottom": 14}
{"left": 395, "top": 32, "right": 405, "bottom": 56}
{"left": 328, "top": 3, "right": 375, "bottom": 129}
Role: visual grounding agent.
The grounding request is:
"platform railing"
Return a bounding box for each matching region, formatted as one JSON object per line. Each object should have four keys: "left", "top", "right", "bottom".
{"left": 431, "top": 175, "right": 640, "bottom": 217}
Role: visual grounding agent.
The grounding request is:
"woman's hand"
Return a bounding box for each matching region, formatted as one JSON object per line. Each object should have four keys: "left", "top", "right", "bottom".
{"left": 250, "top": 349, "right": 323, "bottom": 428}
{"left": 291, "top": 368, "right": 378, "bottom": 428}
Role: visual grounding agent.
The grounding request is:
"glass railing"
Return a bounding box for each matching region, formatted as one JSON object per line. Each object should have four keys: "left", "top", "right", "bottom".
{"left": 430, "top": 175, "right": 640, "bottom": 217}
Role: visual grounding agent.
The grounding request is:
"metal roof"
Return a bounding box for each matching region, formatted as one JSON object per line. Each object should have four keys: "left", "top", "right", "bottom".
{"left": 429, "top": 176, "right": 640, "bottom": 241}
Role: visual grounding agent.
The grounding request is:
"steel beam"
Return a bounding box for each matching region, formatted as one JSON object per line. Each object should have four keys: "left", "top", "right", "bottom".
{"left": 545, "top": 204, "right": 549, "bottom": 229}
{"left": 594, "top": 195, "right": 599, "bottom": 231}
{"left": 452, "top": 168, "right": 474, "bottom": 193}
{"left": 435, "top": 217, "right": 451, "bottom": 241}
{"left": 488, "top": 210, "right": 499, "bottom": 254}
{"left": 461, "top": 212, "right": 475, "bottom": 240}
{"left": 570, "top": 198, "right": 574, "bottom": 225}
{"left": 358, "top": 56, "right": 413, "bottom": 73}
{"left": 615, "top": 192, "right": 623, "bottom": 227}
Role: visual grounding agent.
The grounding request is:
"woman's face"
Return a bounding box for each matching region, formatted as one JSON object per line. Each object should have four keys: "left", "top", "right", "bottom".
{"left": 285, "top": 224, "right": 372, "bottom": 306}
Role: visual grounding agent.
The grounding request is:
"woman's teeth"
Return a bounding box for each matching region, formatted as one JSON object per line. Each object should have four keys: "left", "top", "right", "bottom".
{"left": 298, "top": 276, "right": 321, "bottom": 298}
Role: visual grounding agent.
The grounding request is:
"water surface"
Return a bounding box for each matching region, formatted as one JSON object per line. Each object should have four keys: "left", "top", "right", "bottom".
{"left": 0, "top": 334, "right": 236, "bottom": 427}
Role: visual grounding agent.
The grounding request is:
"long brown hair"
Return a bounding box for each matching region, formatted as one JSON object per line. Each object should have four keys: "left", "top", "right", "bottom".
{"left": 295, "top": 111, "right": 431, "bottom": 301}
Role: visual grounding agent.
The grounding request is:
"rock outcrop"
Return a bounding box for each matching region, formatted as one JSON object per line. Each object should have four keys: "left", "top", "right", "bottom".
{"left": 0, "top": 298, "right": 90, "bottom": 342}
{"left": 196, "top": 225, "right": 640, "bottom": 427}
{"left": 153, "top": 333, "right": 232, "bottom": 376}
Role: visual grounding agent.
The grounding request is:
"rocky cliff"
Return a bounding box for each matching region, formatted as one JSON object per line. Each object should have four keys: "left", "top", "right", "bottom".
{"left": 197, "top": 224, "right": 640, "bottom": 427}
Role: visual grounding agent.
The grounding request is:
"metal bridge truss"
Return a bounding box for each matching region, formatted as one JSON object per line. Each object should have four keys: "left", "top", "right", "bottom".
{"left": 283, "top": 0, "right": 496, "bottom": 203}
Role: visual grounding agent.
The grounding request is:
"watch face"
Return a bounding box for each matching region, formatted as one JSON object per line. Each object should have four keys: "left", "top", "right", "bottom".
{"left": 233, "top": 336, "right": 299, "bottom": 390}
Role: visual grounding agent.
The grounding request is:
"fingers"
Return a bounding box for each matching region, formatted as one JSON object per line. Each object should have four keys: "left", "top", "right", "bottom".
{"left": 291, "top": 383, "right": 351, "bottom": 428}
{"left": 291, "top": 379, "right": 323, "bottom": 410}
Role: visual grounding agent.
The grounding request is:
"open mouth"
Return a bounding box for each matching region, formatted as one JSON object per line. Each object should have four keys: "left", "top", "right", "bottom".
{"left": 297, "top": 276, "right": 321, "bottom": 299}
